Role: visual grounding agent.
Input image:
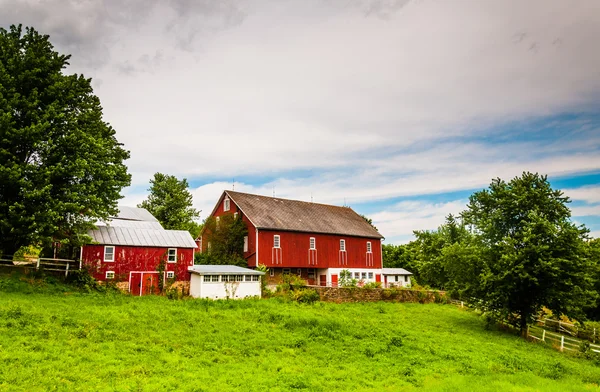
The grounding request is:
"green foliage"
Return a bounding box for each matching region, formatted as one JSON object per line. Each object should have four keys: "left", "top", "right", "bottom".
{"left": 138, "top": 173, "right": 200, "bottom": 237}
{"left": 0, "top": 25, "right": 131, "bottom": 255}
{"left": 338, "top": 269, "right": 358, "bottom": 287}
{"left": 2, "top": 277, "right": 600, "bottom": 391}
{"left": 462, "top": 172, "right": 596, "bottom": 333}
{"left": 360, "top": 214, "right": 378, "bottom": 231}
{"left": 363, "top": 281, "right": 382, "bottom": 289}
{"left": 291, "top": 288, "right": 320, "bottom": 304}
{"left": 256, "top": 264, "right": 269, "bottom": 294}
{"left": 12, "top": 245, "right": 41, "bottom": 261}
{"left": 201, "top": 213, "right": 248, "bottom": 267}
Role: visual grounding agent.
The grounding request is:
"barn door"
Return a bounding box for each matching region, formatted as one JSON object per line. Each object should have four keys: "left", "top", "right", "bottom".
{"left": 319, "top": 275, "right": 327, "bottom": 286}
{"left": 375, "top": 274, "right": 381, "bottom": 283}
{"left": 130, "top": 273, "right": 142, "bottom": 296}
{"left": 331, "top": 274, "right": 338, "bottom": 287}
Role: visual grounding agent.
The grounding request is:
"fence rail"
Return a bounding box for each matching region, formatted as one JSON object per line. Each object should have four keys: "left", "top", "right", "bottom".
{"left": 0, "top": 256, "right": 78, "bottom": 277}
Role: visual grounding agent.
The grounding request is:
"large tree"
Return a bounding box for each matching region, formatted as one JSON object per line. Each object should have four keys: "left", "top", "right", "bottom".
{"left": 462, "top": 172, "right": 595, "bottom": 335}
{"left": 137, "top": 173, "right": 200, "bottom": 237}
{"left": 197, "top": 213, "right": 248, "bottom": 267}
{"left": 0, "top": 25, "right": 131, "bottom": 256}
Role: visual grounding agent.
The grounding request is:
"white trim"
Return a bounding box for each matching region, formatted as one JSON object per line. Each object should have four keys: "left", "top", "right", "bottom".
{"left": 166, "top": 271, "right": 175, "bottom": 279}
{"left": 340, "top": 239, "right": 346, "bottom": 252}
{"left": 256, "top": 229, "right": 259, "bottom": 267}
{"left": 167, "top": 248, "right": 177, "bottom": 263}
{"left": 234, "top": 212, "right": 238, "bottom": 219}
{"left": 273, "top": 235, "right": 281, "bottom": 248}
{"left": 243, "top": 236, "right": 249, "bottom": 252}
{"left": 105, "top": 271, "right": 115, "bottom": 280}
{"left": 309, "top": 237, "right": 316, "bottom": 250}
{"left": 104, "top": 246, "right": 115, "bottom": 262}
{"left": 79, "top": 246, "right": 83, "bottom": 269}
{"left": 366, "top": 241, "right": 372, "bottom": 253}
{"left": 269, "top": 268, "right": 274, "bottom": 277}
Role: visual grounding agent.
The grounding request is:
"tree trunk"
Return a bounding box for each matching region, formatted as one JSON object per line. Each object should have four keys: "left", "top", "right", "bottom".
{"left": 520, "top": 312, "right": 529, "bottom": 338}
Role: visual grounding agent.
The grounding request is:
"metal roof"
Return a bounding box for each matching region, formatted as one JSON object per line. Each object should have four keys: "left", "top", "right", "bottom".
{"left": 224, "top": 191, "right": 384, "bottom": 239}
{"left": 381, "top": 268, "right": 413, "bottom": 275}
{"left": 111, "top": 206, "right": 159, "bottom": 222}
{"left": 96, "top": 220, "right": 164, "bottom": 230}
{"left": 88, "top": 227, "right": 197, "bottom": 248}
{"left": 188, "top": 265, "right": 265, "bottom": 275}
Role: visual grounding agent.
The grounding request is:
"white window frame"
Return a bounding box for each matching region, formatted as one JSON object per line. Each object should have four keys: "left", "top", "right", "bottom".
{"left": 104, "top": 246, "right": 115, "bottom": 262}
{"left": 243, "top": 236, "right": 248, "bottom": 252}
{"left": 368, "top": 272, "right": 373, "bottom": 279}
{"left": 309, "top": 237, "right": 316, "bottom": 250}
{"left": 224, "top": 197, "right": 230, "bottom": 212}
{"left": 234, "top": 212, "right": 238, "bottom": 219}
{"left": 274, "top": 235, "right": 281, "bottom": 248}
{"left": 105, "top": 271, "right": 115, "bottom": 280}
{"left": 252, "top": 275, "right": 259, "bottom": 282}
{"left": 167, "top": 271, "right": 175, "bottom": 279}
{"left": 283, "top": 268, "right": 291, "bottom": 275}
{"left": 366, "top": 241, "right": 372, "bottom": 253}
{"left": 340, "top": 239, "right": 346, "bottom": 252}
{"left": 211, "top": 275, "right": 219, "bottom": 282}
{"left": 216, "top": 216, "right": 220, "bottom": 227}
{"left": 270, "top": 269, "right": 275, "bottom": 277}
{"left": 167, "top": 248, "right": 177, "bottom": 263}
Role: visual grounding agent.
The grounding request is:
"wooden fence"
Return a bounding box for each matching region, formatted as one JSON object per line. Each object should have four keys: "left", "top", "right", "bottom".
{"left": 0, "top": 256, "right": 78, "bottom": 277}
{"left": 528, "top": 325, "right": 600, "bottom": 353}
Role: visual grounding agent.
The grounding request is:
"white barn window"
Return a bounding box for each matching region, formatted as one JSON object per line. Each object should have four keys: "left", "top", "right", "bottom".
{"left": 167, "top": 271, "right": 175, "bottom": 279}
{"left": 310, "top": 237, "right": 316, "bottom": 250}
{"left": 274, "top": 235, "right": 281, "bottom": 248}
{"left": 105, "top": 271, "right": 115, "bottom": 280}
{"left": 104, "top": 246, "right": 114, "bottom": 262}
{"left": 340, "top": 239, "right": 346, "bottom": 251}
{"left": 366, "top": 242, "right": 372, "bottom": 253}
{"left": 244, "top": 236, "right": 248, "bottom": 252}
{"left": 224, "top": 197, "right": 230, "bottom": 211}
{"left": 167, "top": 248, "right": 177, "bottom": 263}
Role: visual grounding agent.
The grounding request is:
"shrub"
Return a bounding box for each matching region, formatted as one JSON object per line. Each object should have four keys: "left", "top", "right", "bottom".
{"left": 292, "top": 288, "right": 320, "bottom": 304}
{"left": 363, "top": 281, "right": 382, "bottom": 290}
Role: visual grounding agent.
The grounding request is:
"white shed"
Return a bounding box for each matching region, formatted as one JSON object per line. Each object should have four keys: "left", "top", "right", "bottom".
{"left": 188, "top": 265, "right": 264, "bottom": 299}
{"left": 382, "top": 268, "right": 412, "bottom": 288}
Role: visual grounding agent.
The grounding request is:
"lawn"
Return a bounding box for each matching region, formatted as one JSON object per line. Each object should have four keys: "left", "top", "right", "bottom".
{"left": 1, "top": 275, "right": 599, "bottom": 391}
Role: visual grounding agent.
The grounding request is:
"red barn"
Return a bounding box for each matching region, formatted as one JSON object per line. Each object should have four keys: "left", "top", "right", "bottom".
{"left": 81, "top": 206, "right": 197, "bottom": 295}
{"left": 199, "top": 191, "right": 384, "bottom": 286}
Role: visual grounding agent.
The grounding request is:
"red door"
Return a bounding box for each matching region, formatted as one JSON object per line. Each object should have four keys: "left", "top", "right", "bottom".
{"left": 375, "top": 274, "right": 381, "bottom": 283}
{"left": 319, "top": 275, "right": 327, "bottom": 286}
{"left": 142, "top": 273, "right": 160, "bottom": 295}
{"left": 331, "top": 274, "right": 338, "bottom": 287}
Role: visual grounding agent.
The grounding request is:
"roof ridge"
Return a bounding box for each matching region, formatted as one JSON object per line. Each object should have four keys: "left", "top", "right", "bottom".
{"left": 225, "top": 190, "right": 354, "bottom": 210}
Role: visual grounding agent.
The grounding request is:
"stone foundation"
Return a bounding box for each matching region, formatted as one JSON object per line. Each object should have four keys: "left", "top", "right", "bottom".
{"left": 310, "top": 286, "right": 446, "bottom": 304}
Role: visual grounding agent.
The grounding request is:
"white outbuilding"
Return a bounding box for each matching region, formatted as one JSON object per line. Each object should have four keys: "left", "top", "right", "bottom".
{"left": 188, "top": 265, "right": 264, "bottom": 299}
{"left": 381, "top": 268, "right": 412, "bottom": 288}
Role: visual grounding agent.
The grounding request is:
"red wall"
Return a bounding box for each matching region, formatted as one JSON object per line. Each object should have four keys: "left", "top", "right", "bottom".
{"left": 257, "top": 230, "right": 382, "bottom": 269}
{"left": 200, "top": 194, "right": 258, "bottom": 267}
{"left": 82, "top": 245, "right": 194, "bottom": 281}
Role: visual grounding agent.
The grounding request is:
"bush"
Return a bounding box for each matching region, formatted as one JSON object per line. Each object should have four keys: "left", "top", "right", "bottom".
{"left": 363, "top": 281, "right": 382, "bottom": 290}
{"left": 292, "top": 288, "right": 320, "bottom": 304}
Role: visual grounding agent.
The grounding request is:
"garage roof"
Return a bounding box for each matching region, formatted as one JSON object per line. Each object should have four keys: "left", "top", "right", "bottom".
{"left": 381, "top": 268, "right": 412, "bottom": 275}
{"left": 188, "top": 265, "right": 265, "bottom": 275}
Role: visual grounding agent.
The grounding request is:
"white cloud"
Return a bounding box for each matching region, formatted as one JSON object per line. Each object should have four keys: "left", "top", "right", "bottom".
{"left": 564, "top": 186, "right": 600, "bottom": 204}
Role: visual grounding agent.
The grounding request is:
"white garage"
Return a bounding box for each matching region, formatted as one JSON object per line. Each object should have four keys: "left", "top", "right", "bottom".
{"left": 188, "top": 265, "right": 264, "bottom": 299}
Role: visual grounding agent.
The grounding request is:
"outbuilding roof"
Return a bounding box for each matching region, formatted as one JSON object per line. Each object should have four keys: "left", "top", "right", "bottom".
{"left": 188, "top": 265, "right": 265, "bottom": 275}
{"left": 88, "top": 227, "right": 197, "bottom": 248}
{"left": 381, "top": 268, "right": 413, "bottom": 275}
{"left": 111, "top": 206, "right": 159, "bottom": 222}
{"left": 223, "top": 191, "right": 383, "bottom": 239}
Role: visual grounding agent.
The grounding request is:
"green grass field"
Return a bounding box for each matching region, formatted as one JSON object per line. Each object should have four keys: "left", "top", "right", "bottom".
{"left": 1, "top": 275, "right": 600, "bottom": 391}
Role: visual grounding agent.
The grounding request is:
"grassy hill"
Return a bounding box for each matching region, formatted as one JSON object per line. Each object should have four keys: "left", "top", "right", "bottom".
{"left": 1, "top": 275, "right": 599, "bottom": 391}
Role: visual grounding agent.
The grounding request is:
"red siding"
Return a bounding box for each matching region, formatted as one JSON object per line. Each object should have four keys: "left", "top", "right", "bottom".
{"left": 82, "top": 245, "right": 194, "bottom": 282}
{"left": 200, "top": 194, "right": 258, "bottom": 267}
{"left": 257, "top": 230, "right": 382, "bottom": 269}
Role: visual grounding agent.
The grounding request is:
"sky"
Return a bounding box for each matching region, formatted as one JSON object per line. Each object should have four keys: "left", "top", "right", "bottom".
{"left": 2, "top": 0, "right": 600, "bottom": 243}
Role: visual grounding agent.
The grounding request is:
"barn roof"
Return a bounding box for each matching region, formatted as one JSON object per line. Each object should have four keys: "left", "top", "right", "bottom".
{"left": 381, "top": 268, "right": 413, "bottom": 276}
{"left": 88, "top": 227, "right": 197, "bottom": 248}
{"left": 88, "top": 206, "right": 196, "bottom": 248}
{"left": 188, "top": 265, "right": 265, "bottom": 275}
{"left": 224, "top": 190, "right": 383, "bottom": 239}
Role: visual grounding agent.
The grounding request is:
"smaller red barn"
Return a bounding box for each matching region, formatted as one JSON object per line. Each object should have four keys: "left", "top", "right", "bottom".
{"left": 81, "top": 207, "right": 197, "bottom": 295}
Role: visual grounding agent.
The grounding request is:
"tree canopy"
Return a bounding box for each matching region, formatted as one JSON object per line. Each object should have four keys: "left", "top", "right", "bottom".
{"left": 196, "top": 213, "right": 248, "bottom": 267}
{"left": 137, "top": 173, "right": 201, "bottom": 238}
{"left": 0, "top": 25, "right": 131, "bottom": 257}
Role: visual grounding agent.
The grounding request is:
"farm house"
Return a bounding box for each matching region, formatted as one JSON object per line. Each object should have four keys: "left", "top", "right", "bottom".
{"left": 82, "top": 206, "right": 197, "bottom": 295}
{"left": 199, "top": 191, "right": 385, "bottom": 286}
{"left": 188, "top": 265, "right": 264, "bottom": 299}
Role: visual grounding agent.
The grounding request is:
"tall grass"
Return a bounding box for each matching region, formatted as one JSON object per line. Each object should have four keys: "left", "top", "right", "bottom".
{"left": 0, "top": 274, "right": 599, "bottom": 391}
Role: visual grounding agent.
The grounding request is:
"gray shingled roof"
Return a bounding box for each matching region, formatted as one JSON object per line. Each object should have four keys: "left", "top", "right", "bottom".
{"left": 225, "top": 191, "right": 383, "bottom": 239}
{"left": 382, "top": 268, "right": 413, "bottom": 275}
{"left": 188, "top": 265, "right": 265, "bottom": 275}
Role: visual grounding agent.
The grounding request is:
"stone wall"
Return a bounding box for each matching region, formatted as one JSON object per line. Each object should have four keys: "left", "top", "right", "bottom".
{"left": 310, "top": 286, "right": 446, "bottom": 304}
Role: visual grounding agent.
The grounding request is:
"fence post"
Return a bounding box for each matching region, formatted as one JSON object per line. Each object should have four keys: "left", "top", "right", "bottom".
{"left": 560, "top": 336, "right": 564, "bottom": 351}
{"left": 36, "top": 258, "right": 40, "bottom": 271}
{"left": 594, "top": 328, "right": 597, "bottom": 343}
{"left": 558, "top": 320, "right": 562, "bottom": 332}
{"left": 460, "top": 301, "right": 464, "bottom": 308}
{"left": 542, "top": 329, "right": 546, "bottom": 342}
{"left": 65, "top": 262, "right": 69, "bottom": 277}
